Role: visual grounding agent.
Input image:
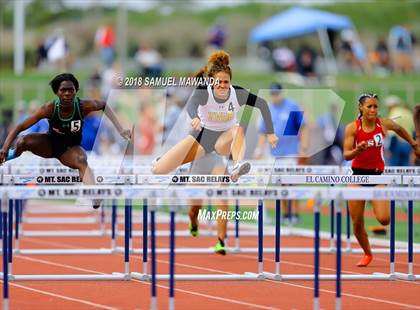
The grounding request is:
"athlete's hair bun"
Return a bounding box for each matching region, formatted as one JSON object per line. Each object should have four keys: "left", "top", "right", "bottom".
{"left": 208, "top": 50, "right": 230, "bottom": 67}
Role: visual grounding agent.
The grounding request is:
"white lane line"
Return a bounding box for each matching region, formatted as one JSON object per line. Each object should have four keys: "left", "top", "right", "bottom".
{"left": 16, "top": 256, "right": 104, "bottom": 274}
{"left": 1, "top": 281, "right": 120, "bottom": 310}
{"left": 12, "top": 255, "right": 280, "bottom": 310}
{"left": 264, "top": 280, "right": 420, "bottom": 309}
{"left": 238, "top": 237, "right": 420, "bottom": 267}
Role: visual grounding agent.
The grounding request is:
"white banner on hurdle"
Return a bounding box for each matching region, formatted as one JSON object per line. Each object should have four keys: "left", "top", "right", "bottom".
{"left": 0, "top": 185, "right": 418, "bottom": 201}
{"left": 3, "top": 164, "right": 420, "bottom": 176}
{"left": 402, "top": 176, "right": 420, "bottom": 185}
{"left": 1, "top": 174, "right": 136, "bottom": 185}
{"left": 1, "top": 174, "right": 403, "bottom": 186}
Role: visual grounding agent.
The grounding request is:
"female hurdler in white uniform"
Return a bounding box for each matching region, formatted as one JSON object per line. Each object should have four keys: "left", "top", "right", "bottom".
{"left": 152, "top": 50, "right": 278, "bottom": 180}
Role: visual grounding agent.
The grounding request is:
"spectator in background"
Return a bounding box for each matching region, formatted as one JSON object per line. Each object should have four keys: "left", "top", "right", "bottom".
{"left": 254, "top": 83, "right": 307, "bottom": 224}
{"left": 95, "top": 24, "right": 116, "bottom": 68}
{"left": 207, "top": 21, "right": 227, "bottom": 51}
{"left": 272, "top": 47, "right": 296, "bottom": 72}
{"left": 35, "top": 38, "right": 48, "bottom": 68}
{"left": 370, "top": 39, "right": 391, "bottom": 74}
{"left": 101, "top": 62, "right": 121, "bottom": 100}
{"left": 385, "top": 95, "right": 414, "bottom": 166}
{"left": 0, "top": 109, "right": 13, "bottom": 146}
{"left": 339, "top": 29, "right": 370, "bottom": 73}
{"left": 45, "top": 28, "right": 70, "bottom": 71}
{"left": 296, "top": 45, "right": 317, "bottom": 78}
{"left": 136, "top": 102, "right": 157, "bottom": 155}
{"left": 81, "top": 70, "right": 104, "bottom": 153}
{"left": 314, "top": 102, "right": 344, "bottom": 165}
{"left": 389, "top": 25, "right": 414, "bottom": 73}
{"left": 135, "top": 42, "right": 163, "bottom": 77}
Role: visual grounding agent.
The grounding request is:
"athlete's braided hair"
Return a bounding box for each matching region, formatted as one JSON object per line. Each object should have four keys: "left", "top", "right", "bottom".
{"left": 194, "top": 50, "right": 232, "bottom": 79}
{"left": 49, "top": 73, "right": 79, "bottom": 94}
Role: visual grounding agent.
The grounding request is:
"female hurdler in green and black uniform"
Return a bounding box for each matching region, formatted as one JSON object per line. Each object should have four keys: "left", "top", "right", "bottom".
{"left": 0, "top": 73, "right": 131, "bottom": 208}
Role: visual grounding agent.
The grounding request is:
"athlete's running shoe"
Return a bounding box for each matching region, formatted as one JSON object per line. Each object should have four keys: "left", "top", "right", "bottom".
{"left": 356, "top": 254, "right": 373, "bottom": 267}
{"left": 151, "top": 157, "right": 160, "bottom": 173}
{"left": 189, "top": 222, "right": 199, "bottom": 237}
{"left": 214, "top": 240, "right": 226, "bottom": 255}
{"left": 93, "top": 199, "right": 102, "bottom": 209}
{"left": 1, "top": 148, "right": 17, "bottom": 165}
{"left": 230, "top": 161, "right": 251, "bottom": 182}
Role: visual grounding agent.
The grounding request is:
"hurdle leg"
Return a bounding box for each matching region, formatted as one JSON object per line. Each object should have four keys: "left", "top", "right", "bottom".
{"left": 15, "top": 200, "right": 20, "bottom": 252}
{"left": 2, "top": 196, "right": 10, "bottom": 310}
{"left": 100, "top": 202, "right": 106, "bottom": 235}
{"left": 314, "top": 194, "right": 321, "bottom": 310}
{"left": 130, "top": 199, "right": 149, "bottom": 281}
{"left": 275, "top": 199, "right": 281, "bottom": 275}
{"left": 394, "top": 199, "right": 416, "bottom": 280}
{"left": 169, "top": 207, "right": 176, "bottom": 310}
{"left": 234, "top": 199, "right": 240, "bottom": 251}
{"left": 258, "top": 199, "right": 264, "bottom": 274}
{"left": 390, "top": 200, "right": 395, "bottom": 276}
{"left": 143, "top": 199, "right": 148, "bottom": 275}
{"left": 330, "top": 185, "right": 335, "bottom": 251}
{"left": 408, "top": 199, "right": 413, "bottom": 277}
{"left": 129, "top": 199, "right": 133, "bottom": 252}
{"left": 262, "top": 199, "right": 281, "bottom": 280}
{"left": 287, "top": 199, "right": 292, "bottom": 230}
{"left": 206, "top": 202, "right": 213, "bottom": 236}
{"left": 111, "top": 200, "right": 117, "bottom": 250}
{"left": 335, "top": 195, "right": 342, "bottom": 310}
{"left": 8, "top": 200, "right": 13, "bottom": 275}
{"left": 345, "top": 202, "right": 351, "bottom": 252}
{"left": 150, "top": 208, "right": 157, "bottom": 310}
{"left": 124, "top": 199, "right": 131, "bottom": 276}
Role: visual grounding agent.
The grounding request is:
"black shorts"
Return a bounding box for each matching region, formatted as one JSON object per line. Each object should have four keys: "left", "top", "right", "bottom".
{"left": 351, "top": 167, "right": 383, "bottom": 187}
{"left": 48, "top": 134, "right": 82, "bottom": 159}
{"left": 189, "top": 128, "right": 224, "bottom": 154}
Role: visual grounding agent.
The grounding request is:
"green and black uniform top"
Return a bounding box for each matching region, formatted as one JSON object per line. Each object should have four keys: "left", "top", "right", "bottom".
{"left": 48, "top": 97, "right": 84, "bottom": 143}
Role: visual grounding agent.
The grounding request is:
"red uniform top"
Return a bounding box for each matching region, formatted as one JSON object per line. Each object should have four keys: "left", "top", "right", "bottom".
{"left": 352, "top": 118, "right": 385, "bottom": 171}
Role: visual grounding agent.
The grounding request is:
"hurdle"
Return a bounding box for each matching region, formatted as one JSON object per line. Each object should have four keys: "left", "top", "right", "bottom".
{"left": 4, "top": 173, "right": 418, "bottom": 256}
{"left": 1, "top": 184, "right": 418, "bottom": 310}
{"left": 2, "top": 173, "right": 419, "bottom": 257}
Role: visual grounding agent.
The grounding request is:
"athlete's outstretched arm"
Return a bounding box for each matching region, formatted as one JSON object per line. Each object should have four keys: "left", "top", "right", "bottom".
{"left": 83, "top": 100, "right": 131, "bottom": 141}
{"left": 0, "top": 104, "right": 51, "bottom": 163}
{"left": 343, "top": 122, "right": 367, "bottom": 161}
{"left": 381, "top": 118, "right": 420, "bottom": 158}
{"left": 414, "top": 104, "right": 420, "bottom": 145}
{"left": 236, "top": 87, "right": 278, "bottom": 148}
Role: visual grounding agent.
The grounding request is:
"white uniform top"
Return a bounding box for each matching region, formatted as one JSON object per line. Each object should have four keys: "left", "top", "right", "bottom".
{"left": 197, "top": 85, "right": 241, "bottom": 131}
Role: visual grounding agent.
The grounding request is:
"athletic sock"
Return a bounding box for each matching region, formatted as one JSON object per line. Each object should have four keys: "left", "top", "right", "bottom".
{"left": 218, "top": 238, "right": 225, "bottom": 247}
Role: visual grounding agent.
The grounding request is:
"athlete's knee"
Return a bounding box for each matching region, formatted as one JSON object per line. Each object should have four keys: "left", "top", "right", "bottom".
{"left": 151, "top": 164, "right": 160, "bottom": 174}
{"left": 151, "top": 162, "right": 167, "bottom": 174}
{"left": 377, "top": 216, "right": 390, "bottom": 226}
{"left": 15, "top": 135, "right": 30, "bottom": 152}
{"left": 76, "top": 153, "right": 88, "bottom": 167}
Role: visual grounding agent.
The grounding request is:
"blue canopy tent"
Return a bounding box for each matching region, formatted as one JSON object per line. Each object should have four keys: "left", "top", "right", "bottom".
{"left": 249, "top": 7, "right": 354, "bottom": 73}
